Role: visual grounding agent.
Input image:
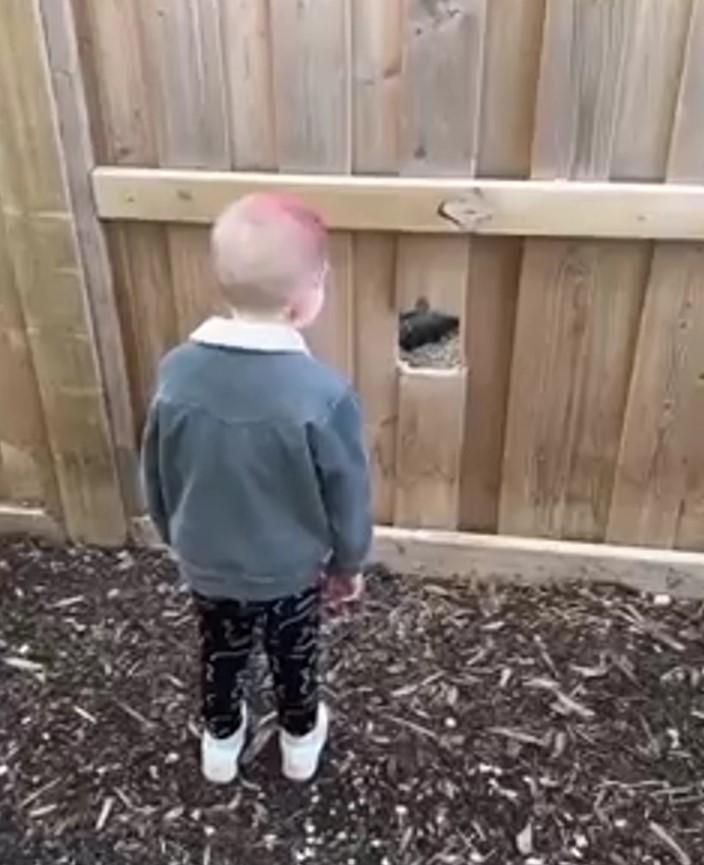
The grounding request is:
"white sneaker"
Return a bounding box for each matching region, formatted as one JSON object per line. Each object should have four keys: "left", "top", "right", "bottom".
{"left": 280, "top": 703, "right": 329, "bottom": 782}
{"left": 201, "top": 706, "right": 248, "bottom": 784}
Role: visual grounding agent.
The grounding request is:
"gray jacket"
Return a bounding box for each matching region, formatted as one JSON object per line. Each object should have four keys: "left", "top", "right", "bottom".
{"left": 142, "top": 317, "right": 372, "bottom": 601}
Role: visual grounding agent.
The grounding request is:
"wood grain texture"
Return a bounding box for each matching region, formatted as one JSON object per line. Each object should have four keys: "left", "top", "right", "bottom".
{"left": 139, "top": 0, "right": 229, "bottom": 364}
{"left": 668, "top": 0, "right": 704, "bottom": 182}
{"left": 477, "top": 0, "right": 546, "bottom": 179}
{"left": 459, "top": 0, "right": 544, "bottom": 531}
{"left": 0, "top": 0, "right": 124, "bottom": 543}
{"left": 352, "top": 0, "right": 402, "bottom": 174}
{"left": 93, "top": 169, "right": 704, "bottom": 241}
{"left": 502, "top": 239, "right": 648, "bottom": 540}
{"left": 270, "top": 0, "right": 351, "bottom": 173}
{"left": 351, "top": 0, "right": 402, "bottom": 522}
{"left": 394, "top": 0, "right": 486, "bottom": 530}
{"left": 354, "top": 234, "right": 398, "bottom": 524}
{"left": 608, "top": 244, "right": 704, "bottom": 547}
{"left": 500, "top": 0, "right": 690, "bottom": 542}
{"left": 460, "top": 237, "right": 520, "bottom": 531}
{"left": 133, "top": 516, "right": 704, "bottom": 600}
{"left": 167, "top": 227, "right": 220, "bottom": 339}
{"left": 139, "top": 0, "right": 229, "bottom": 169}
{"left": 221, "top": 0, "right": 277, "bottom": 170}
{"left": 0, "top": 504, "right": 64, "bottom": 542}
{"left": 39, "top": 0, "right": 141, "bottom": 516}
{"left": 374, "top": 527, "right": 704, "bottom": 600}
{"left": 305, "top": 232, "right": 355, "bottom": 378}
{"left": 271, "top": 0, "right": 354, "bottom": 376}
{"left": 609, "top": 0, "right": 704, "bottom": 550}
{"left": 79, "top": 0, "right": 176, "bottom": 428}
{"left": 0, "top": 206, "right": 53, "bottom": 506}
{"left": 394, "top": 369, "right": 467, "bottom": 529}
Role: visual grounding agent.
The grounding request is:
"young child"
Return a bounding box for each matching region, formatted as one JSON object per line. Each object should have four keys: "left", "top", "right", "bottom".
{"left": 141, "top": 194, "right": 372, "bottom": 784}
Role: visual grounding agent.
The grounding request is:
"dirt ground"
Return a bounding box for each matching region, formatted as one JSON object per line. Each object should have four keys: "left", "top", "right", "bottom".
{"left": 1, "top": 537, "right": 704, "bottom": 865}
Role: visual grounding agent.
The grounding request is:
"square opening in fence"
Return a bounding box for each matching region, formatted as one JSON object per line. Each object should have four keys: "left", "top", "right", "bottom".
{"left": 398, "top": 297, "right": 461, "bottom": 369}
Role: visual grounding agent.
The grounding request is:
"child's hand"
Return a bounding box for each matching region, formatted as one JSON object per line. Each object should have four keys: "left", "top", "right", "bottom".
{"left": 321, "top": 572, "right": 364, "bottom": 609}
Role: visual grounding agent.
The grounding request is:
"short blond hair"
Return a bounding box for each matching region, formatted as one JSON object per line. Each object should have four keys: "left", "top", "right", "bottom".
{"left": 211, "top": 193, "right": 328, "bottom": 312}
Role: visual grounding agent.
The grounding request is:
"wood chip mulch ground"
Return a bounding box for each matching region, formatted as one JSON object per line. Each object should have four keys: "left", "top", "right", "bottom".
{"left": 1, "top": 536, "right": 704, "bottom": 865}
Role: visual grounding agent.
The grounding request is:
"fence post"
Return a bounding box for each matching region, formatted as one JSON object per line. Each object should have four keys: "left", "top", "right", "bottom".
{"left": 0, "top": 0, "right": 127, "bottom": 544}
{"left": 38, "top": 0, "right": 142, "bottom": 523}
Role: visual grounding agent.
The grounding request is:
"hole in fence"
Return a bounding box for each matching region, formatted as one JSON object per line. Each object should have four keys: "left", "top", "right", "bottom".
{"left": 398, "top": 297, "right": 461, "bottom": 369}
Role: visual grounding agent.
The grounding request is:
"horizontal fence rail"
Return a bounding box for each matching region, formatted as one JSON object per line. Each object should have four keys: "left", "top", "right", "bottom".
{"left": 94, "top": 168, "right": 704, "bottom": 240}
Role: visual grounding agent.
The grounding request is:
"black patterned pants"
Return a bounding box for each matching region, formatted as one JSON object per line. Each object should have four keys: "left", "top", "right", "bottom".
{"left": 193, "top": 587, "right": 320, "bottom": 738}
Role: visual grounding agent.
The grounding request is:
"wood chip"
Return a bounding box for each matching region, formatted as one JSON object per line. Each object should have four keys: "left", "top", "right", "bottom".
{"left": 74, "top": 705, "right": 97, "bottom": 725}
{"left": 115, "top": 700, "right": 155, "bottom": 730}
{"left": 489, "top": 727, "right": 548, "bottom": 748}
{"left": 95, "top": 796, "right": 115, "bottom": 831}
{"left": 516, "top": 820, "right": 534, "bottom": 855}
{"left": 649, "top": 821, "right": 691, "bottom": 865}
{"left": 551, "top": 691, "right": 595, "bottom": 721}
{"left": 51, "top": 595, "right": 86, "bottom": 610}
{"left": 3, "top": 656, "right": 46, "bottom": 682}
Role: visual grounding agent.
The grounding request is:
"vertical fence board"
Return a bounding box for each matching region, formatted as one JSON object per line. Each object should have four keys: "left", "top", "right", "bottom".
{"left": 352, "top": 0, "right": 402, "bottom": 175}
{"left": 459, "top": 0, "right": 544, "bottom": 532}
{"left": 140, "top": 0, "right": 229, "bottom": 170}
{"left": 139, "top": 0, "right": 229, "bottom": 340}
{"left": 393, "top": 0, "right": 485, "bottom": 529}
{"left": 80, "top": 0, "right": 176, "bottom": 426}
{"left": 395, "top": 370, "right": 467, "bottom": 529}
{"left": 500, "top": 0, "right": 690, "bottom": 542}
{"left": 221, "top": 0, "right": 277, "bottom": 170}
{"left": 477, "top": 0, "right": 546, "bottom": 180}
{"left": 609, "top": 0, "right": 704, "bottom": 550}
{"left": 271, "top": 0, "right": 354, "bottom": 378}
{"left": 40, "top": 0, "right": 141, "bottom": 516}
{"left": 354, "top": 234, "right": 397, "bottom": 524}
{"left": 0, "top": 207, "right": 53, "bottom": 505}
{"left": 352, "top": 0, "right": 402, "bottom": 524}
{"left": 0, "top": 0, "right": 124, "bottom": 542}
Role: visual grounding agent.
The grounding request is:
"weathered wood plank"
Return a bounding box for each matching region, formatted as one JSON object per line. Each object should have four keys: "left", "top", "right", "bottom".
{"left": 92, "top": 168, "right": 704, "bottom": 241}
{"left": 354, "top": 233, "right": 398, "bottom": 524}
{"left": 352, "top": 0, "right": 402, "bottom": 175}
{"left": 0, "top": 199, "right": 55, "bottom": 507}
{"left": 0, "top": 504, "right": 64, "bottom": 542}
{"left": 39, "top": 0, "right": 141, "bottom": 516}
{"left": 460, "top": 237, "right": 520, "bottom": 531}
{"left": 394, "top": 370, "right": 467, "bottom": 529}
{"left": 609, "top": 0, "right": 704, "bottom": 550}
{"left": 373, "top": 527, "right": 704, "bottom": 600}
{"left": 0, "top": 0, "right": 125, "bottom": 542}
{"left": 139, "top": 0, "right": 229, "bottom": 349}
{"left": 394, "top": 0, "right": 485, "bottom": 530}
{"left": 477, "top": 0, "right": 546, "bottom": 179}
{"left": 500, "top": 0, "right": 690, "bottom": 542}
{"left": 459, "top": 0, "right": 545, "bottom": 531}
{"left": 351, "top": 0, "right": 402, "bottom": 522}
{"left": 132, "top": 515, "right": 704, "bottom": 600}
{"left": 270, "top": 0, "right": 350, "bottom": 173}
{"left": 221, "top": 0, "right": 277, "bottom": 170}
{"left": 80, "top": 0, "right": 176, "bottom": 428}
{"left": 271, "top": 0, "right": 353, "bottom": 376}
{"left": 139, "top": 0, "right": 229, "bottom": 169}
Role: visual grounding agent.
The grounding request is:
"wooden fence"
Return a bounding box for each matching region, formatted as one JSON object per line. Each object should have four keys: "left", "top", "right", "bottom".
{"left": 2, "top": 0, "right": 704, "bottom": 582}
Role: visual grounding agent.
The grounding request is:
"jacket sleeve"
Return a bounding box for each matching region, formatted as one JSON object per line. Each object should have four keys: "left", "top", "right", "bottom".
{"left": 309, "top": 389, "right": 372, "bottom": 575}
{"left": 141, "top": 404, "right": 170, "bottom": 545}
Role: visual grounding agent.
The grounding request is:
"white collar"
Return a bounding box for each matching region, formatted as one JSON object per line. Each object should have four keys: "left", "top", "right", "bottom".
{"left": 190, "top": 316, "right": 310, "bottom": 354}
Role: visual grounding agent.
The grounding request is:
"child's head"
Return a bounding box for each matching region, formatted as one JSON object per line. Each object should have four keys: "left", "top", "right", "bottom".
{"left": 211, "top": 193, "right": 329, "bottom": 328}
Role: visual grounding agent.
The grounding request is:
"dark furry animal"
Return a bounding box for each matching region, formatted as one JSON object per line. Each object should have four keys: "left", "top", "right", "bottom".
{"left": 398, "top": 298, "right": 459, "bottom": 352}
